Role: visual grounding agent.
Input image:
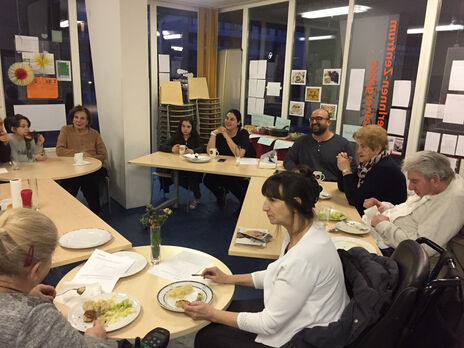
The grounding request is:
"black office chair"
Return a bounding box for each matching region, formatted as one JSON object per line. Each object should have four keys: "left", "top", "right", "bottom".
{"left": 349, "top": 240, "right": 430, "bottom": 348}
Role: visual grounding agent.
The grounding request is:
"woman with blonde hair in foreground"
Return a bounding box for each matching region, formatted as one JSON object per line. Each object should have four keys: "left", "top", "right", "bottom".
{"left": 0, "top": 208, "right": 116, "bottom": 347}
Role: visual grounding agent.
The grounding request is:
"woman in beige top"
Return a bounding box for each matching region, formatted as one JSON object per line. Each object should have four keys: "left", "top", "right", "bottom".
{"left": 56, "top": 105, "right": 108, "bottom": 214}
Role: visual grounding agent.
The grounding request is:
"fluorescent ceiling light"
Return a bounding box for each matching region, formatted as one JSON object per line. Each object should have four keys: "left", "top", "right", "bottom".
{"left": 163, "top": 34, "right": 182, "bottom": 40}
{"left": 301, "top": 5, "right": 370, "bottom": 19}
{"left": 407, "top": 24, "right": 464, "bottom": 34}
{"left": 59, "top": 20, "right": 83, "bottom": 28}
{"left": 298, "top": 35, "right": 336, "bottom": 41}
{"left": 171, "top": 46, "right": 183, "bottom": 51}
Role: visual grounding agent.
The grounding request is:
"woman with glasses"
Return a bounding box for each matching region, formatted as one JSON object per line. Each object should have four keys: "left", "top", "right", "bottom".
{"left": 337, "top": 124, "right": 407, "bottom": 216}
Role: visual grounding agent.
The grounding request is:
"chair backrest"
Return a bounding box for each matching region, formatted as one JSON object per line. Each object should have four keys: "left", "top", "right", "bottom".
{"left": 447, "top": 225, "right": 464, "bottom": 281}
{"left": 350, "top": 240, "right": 429, "bottom": 348}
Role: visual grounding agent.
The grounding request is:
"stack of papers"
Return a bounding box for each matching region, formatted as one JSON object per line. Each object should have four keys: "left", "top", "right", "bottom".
{"left": 235, "top": 227, "right": 272, "bottom": 247}
{"left": 72, "top": 249, "right": 135, "bottom": 293}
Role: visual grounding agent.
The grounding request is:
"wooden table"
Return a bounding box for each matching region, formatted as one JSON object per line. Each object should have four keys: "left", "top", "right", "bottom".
{"left": 0, "top": 156, "right": 101, "bottom": 180}
{"left": 55, "top": 245, "right": 235, "bottom": 340}
{"left": 228, "top": 179, "right": 381, "bottom": 259}
{"left": 0, "top": 179, "right": 132, "bottom": 267}
{"left": 129, "top": 152, "right": 282, "bottom": 210}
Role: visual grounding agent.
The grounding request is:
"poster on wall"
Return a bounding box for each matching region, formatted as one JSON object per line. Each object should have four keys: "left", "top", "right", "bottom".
{"left": 346, "top": 69, "right": 365, "bottom": 111}
{"left": 291, "top": 70, "right": 306, "bottom": 85}
{"left": 55, "top": 60, "right": 71, "bottom": 81}
{"left": 22, "top": 52, "right": 55, "bottom": 75}
{"left": 26, "top": 77, "right": 58, "bottom": 99}
{"left": 388, "top": 136, "right": 403, "bottom": 156}
{"left": 320, "top": 103, "right": 337, "bottom": 120}
{"left": 305, "top": 87, "right": 321, "bottom": 102}
{"left": 322, "top": 68, "right": 341, "bottom": 85}
{"left": 289, "top": 101, "right": 304, "bottom": 117}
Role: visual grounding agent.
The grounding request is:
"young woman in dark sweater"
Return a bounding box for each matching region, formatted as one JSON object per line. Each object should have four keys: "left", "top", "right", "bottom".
{"left": 159, "top": 116, "right": 204, "bottom": 210}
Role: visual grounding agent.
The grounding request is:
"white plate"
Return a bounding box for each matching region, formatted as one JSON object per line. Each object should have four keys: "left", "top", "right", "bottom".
{"left": 157, "top": 280, "right": 214, "bottom": 312}
{"left": 183, "top": 154, "right": 211, "bottom": 163}
{"left": 59, "top": 228, "right": 112, "bottom": 249}
{"left": 319, "top": 191, "right": 332, "bottom": 200}
{"left": 331, "top": 236, "right": 377, "bottom": 253}
{"left": 113, "top": 251, "right": 148, "bottom": 277}
{"left": 68, "top": 293, "right": 141, "bottom": 332}
{"left": 336, "top": 221, "right": 371, "bottom": 235}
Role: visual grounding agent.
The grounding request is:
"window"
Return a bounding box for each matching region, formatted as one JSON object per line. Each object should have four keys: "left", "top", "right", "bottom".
{"left": 218, "top": 10, "right": 242, "bottom": 50}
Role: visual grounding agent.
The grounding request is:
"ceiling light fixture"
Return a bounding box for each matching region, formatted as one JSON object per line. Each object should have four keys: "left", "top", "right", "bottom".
{"left": 59, "top": 20, "right": 83, "bottom": 28}
{"left": 171, "top": 46, "right": 183, "bottom": 51}
{"left": 300, "top": 5, "right": 370, "bottom": 19}
{"left": 407, "top": 24, "right": 464, "bottom": 34}
{"left": 163, "top": 34, "right": 182, "bottom": 40}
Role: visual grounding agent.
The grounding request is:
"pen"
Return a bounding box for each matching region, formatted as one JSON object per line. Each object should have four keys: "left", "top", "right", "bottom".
{"left": 191, "top": 273, "right": 203, "bottom": 276}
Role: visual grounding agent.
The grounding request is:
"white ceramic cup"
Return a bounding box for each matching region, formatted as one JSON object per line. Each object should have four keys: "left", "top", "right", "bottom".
{"left": 179, "top": 145, "right": 186, "bottom": 155}
{"left": 313, "top": 171, "right": 325, "bottom": 181}
{"left": 74, "top": 152, "right": 84, "bottom": 163}
{"left": 208, "top": 148, "right": 219, "bottom": 158}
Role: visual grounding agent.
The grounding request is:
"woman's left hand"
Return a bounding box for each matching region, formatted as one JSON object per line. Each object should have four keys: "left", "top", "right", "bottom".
{"left": 371, "top": 214, "right": 390, "bottom": 227}
{"left": 185, "top": 148, "right": 194, "bottom": 154}
{"left": 36, "top": 134, "right": 45, "bottom": 146}
{"left": 34, "top": 153, "right": 47, "bottom": 161}
{"left": 336, "top": 152, "right": 352, "bottom": 171}
{"left": 29, "top": 284, "right": 56, "bottom": 301}
{"left": 183, "top": 301, "right": 215, "bottom": 320}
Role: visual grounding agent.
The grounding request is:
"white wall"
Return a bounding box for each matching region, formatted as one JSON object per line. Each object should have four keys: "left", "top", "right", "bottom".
{"left": 86, "top": 0, "right": 151, "bottom": 208}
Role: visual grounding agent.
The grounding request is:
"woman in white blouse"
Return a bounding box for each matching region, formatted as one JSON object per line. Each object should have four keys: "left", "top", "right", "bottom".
{"left": 184, "top": 168, "right": 349, "bottom": 348}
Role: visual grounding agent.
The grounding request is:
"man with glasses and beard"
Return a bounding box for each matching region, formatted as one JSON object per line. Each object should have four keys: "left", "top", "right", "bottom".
{"left": 284, "top": 108, "right": 356, "bottom": 181}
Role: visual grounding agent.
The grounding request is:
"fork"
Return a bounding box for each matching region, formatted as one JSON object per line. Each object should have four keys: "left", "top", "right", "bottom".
{"left": 56, "top": 286, "right": 86, "bottom": 296}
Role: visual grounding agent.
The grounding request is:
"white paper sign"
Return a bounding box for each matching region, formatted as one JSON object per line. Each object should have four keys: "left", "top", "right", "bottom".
{"left": 424, "top": 132, "right": 441, "bottom": 152}
{"left": 249, "top": 60, "right": 258, "bottom": 79}
{"left": 159, "top": 72, "right": 170, "bottom": 82}
{"left": 449, "top": 60, "right": 464, "bottom": 91}
{"left": 391, "top": 80, "right": 411, "bottom": 108}
{"left": 257, "top": 60, "right": 267, "bottom": 79}
{"left": 275, "top": 117, "right": 291, "bottom": 129}
{"left": 342, "top": 124, "right": 362, "bottom": 142}
{"left": 346, "top": 69, "right": 365, "bottom": 111}
{"left": 266, "top": 82, "right": 281, "bottom": 97}
{"left": 424, "top": 103, "right": 445, "bottom": 119}
{"left": 387, "top": 108, "right": 407, "bottom": 136}
{"left": 13, "top": 104, "right": 66, "bottom": 131}
{"left": 248, "top": 79, "right": 257, "bottom": 97}
{"left": 15, "top": 35, "right": 39, "bottom": 52}
{"left": 273, "top": 140, "right": 293, "bottom": 150}
{"left": 255, "top": 98, "right": 265, "bottom": 114}
{"left": 257, "top": 136, "right": 275, "bottom": 146}
{"left": 444, "top": 94, "right": 464, "bottom": 124}
{"left": 256, "top": 80, "right": 266, "bottom": 98}
{"left": 456, "top": 135, "right": 464, "bottom": 157}
{"left": 158, "top": 54, "right": 170, "bottom": 73}
{"left": 440, "top": 134, "right": 458, "bottom": 155}
{"left": 247, "top": 97, "right": 256, "bottom": 114}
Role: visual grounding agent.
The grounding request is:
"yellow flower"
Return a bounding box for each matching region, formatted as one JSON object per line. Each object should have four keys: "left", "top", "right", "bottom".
{"left": 34, "top": 53, "right": 49, "bottom": 69}
{"left": 163, "top": 208, "right": 172, "bottom": 215}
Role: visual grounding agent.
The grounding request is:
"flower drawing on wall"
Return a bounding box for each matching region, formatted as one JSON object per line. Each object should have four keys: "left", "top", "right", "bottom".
{"left": 8, "top": 62, "right": 34, "bottom": 86}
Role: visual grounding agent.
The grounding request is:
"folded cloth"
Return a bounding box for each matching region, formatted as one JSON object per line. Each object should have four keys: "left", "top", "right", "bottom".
{"left": 54, "top": 282, "right": 101, "bottom": 308}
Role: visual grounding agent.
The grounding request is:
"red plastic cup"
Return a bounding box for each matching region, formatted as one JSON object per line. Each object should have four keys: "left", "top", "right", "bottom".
{"left": 21, "top": 189, "right": 33, "bottom": 208}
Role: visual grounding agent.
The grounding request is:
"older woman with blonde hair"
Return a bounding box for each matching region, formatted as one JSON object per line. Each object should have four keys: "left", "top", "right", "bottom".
{"left": 0, "top": 208, "right": 116, "bottom": 347}
{"left": 336, "top": 124, "right": 407, "bottom": 216}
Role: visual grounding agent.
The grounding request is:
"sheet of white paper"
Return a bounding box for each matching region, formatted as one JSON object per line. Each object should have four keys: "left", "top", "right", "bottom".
{"left": 342, "top": 124, "right": 362, "bottom": 142}
{"left": 249, "top": 133, "right": 262, "bottom": 139}
{"left": 424, "top": 132, "right": 441, "bottom": 152}
{"left": 387, "top": 108, "right": 407, "bottom": 136}
{"left": 266, "top": 82, "right": 281, "bottom": 97}
{"left": 440, "top": 134, "right": 458, "bottom": 155}
{"left": 257, "top": 136, "right": 275, "bottom": 146}
{"left": 15, "top": 35, "right": 39, "bottom": 52}
{"left": 248, "top": 79, "right": 257, "bottom": 97}
{"left": 256, "top": 80, "right": 266, "bottom": 98}
{"left": 255, "top": 98, "right": 265, "bottom": 114}
{"left": 424, "top": 103, "right": 445, "bottom": 119}
{"left": 22, "top": 52, "right": 55, "bottom": 75}
{"left": 456, "top": 135, "right": 464, "bottom": 157}
{"left": 449, "top": 60, "right": 464, "bottom": 91}
{"left": 447, "top": 157, "right": 458, "bottom": 171}
{"left": 72, "top": 249, "right": 134, "bottom": 293}
{"left": 346, "top": 69, "right": 365, "bottom": 111}
{"left": 13, "top": 104, "right": 66, "bottom": 132}
{"left": 158, "top": 54, "right": 170, "bottom": 73}
{"left": 257, "top": 60, "right": 267, "bottom": 79}
{"left": 391, "top": 80, "right": 411, "bottom": 107}
{"left": 247, "top": 97, "right": 256, "bottom": 114}
{"left": 444, "top": 94, "right": 464, "bottom": 124}
{"left": 238, "top": 158, "right": 259, "bottom": 165}
{"left": 249, "top": 60, "right": 258, "bottom": 79}
{"left": 275, "top": 117, "right": 291, "bottom": 129}
{"left": 148, "top": 250, "right": 212, "bottom": 281}
{"left": 0, "top": 168, "right": 7, "bottom": 174}
{"left": 273, "top": 140, "right": 294, "bottom": 150}
{"left": 252, "top": 114, "right": 274, "bottom": 127}
{"left": 159, "top": 72, "right": 170, "bottom": 82}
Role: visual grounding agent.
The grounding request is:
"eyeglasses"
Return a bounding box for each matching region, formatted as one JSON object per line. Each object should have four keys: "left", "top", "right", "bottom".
{"left": 309, "top": 116, "right": 329, "bottom": 123}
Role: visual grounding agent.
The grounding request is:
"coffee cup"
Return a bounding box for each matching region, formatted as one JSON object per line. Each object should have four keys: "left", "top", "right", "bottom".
{"left": 313, "top": 171, "right": 325, "bottom": 181}
{"left": 179, "top": 145, "right": 186, "bottom": 155}
{"left": 74, "top": 152, "right": 84, "bottom": 163}
{"left": 208, "top": 148, "right": 219, "bottom": 158}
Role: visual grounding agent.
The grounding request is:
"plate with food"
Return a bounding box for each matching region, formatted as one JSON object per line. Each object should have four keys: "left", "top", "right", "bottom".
{"left": 157, "top": 280, "right": 213, "bottom": 312}
{"left": 331, "top": 236, "right": 377, "bottom": 253}
{"left": 183, "top": 154, "right": 211, "bottom": 163}
{"left": 112, "top": 251, "right": 148, "bottom": 277}
{"left": 59, "top": 228, "right": 112, "bottom": 249}
{"left": 319, "top": 191, "right": 332, "bottom": 200}
{"left": 68, "top": 293, "right": 141, "bottom": 332}
{"left": 318, "top": 209, "right": 347, "bottom": 221}
{"left": 336, "top": 221, "right": 371, "bottom": 235}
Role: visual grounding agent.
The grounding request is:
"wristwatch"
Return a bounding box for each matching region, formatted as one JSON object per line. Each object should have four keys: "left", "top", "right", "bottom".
{"left": 342, "top": 169, "right": 351, "bottom": 175}
{"left": 210, "top": 131, "right": 217, "bottom": 136}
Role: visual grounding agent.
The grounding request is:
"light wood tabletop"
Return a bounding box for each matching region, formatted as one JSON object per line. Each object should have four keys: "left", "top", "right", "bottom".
{"left": 0, "top": 156, "right": 101, "bottom": 181}
{"left": 228, "top": 178, "right": 381, "bottom": 259}
{"left": 0, "top": 179, "right": 132, "bottom": 267}
{"left": 129, "top": 151, "right": 282, "bottom": 178}
{"left": 55, "top": 245, "right": 235, "bottom": 340}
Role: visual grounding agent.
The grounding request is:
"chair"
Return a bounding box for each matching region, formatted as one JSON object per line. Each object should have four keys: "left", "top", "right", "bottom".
{"left": 151, "top": 170, "right": 192, "bottom": 212}
{"left": 349, "top": 240, "right": 430, "bottom": 348}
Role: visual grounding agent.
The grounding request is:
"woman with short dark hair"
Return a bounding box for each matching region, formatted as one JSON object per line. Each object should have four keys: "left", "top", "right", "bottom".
{"left": 184, "top": 168, "right": 349, "bottom": 348}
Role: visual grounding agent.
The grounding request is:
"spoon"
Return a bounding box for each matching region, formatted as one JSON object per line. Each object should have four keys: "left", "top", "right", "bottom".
{"left": 57, "top": 286, "right": 86, "bottom": 296}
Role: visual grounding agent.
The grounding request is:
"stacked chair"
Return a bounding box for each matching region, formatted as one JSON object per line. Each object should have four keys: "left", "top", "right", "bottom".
{"left": 159, "top": 103, "right": 196, "bottom": 142}
{"left": 195, "top": 98, "right": 222, "bottom": 143}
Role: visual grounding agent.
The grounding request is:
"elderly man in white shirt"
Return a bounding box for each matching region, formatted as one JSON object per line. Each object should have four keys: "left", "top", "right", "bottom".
{"left": 363, "top": 150, "right": 464, "bottom": 258}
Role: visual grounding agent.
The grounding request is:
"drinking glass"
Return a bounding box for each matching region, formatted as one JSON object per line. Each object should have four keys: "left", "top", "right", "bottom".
{"left": 27, "top": 178, "right": 39, "bottom": 211}
{"left": 317, "top": 207, "right": 330, "bottom": 230}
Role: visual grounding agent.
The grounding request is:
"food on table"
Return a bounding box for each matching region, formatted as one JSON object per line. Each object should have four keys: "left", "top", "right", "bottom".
{"left": 81, "top": 297, "right": 135, "bottom": 326}
{"left": 196, "top": 292, "right": 204, "bottom": 301}
{"left": 175, "top": 299, "right": 189, "bottom": 308}
{"left": 166, "top": 284, "right": 194, "bottom": 299}
{"left": 330, "top": 211, "right": 347, "bottom": 220}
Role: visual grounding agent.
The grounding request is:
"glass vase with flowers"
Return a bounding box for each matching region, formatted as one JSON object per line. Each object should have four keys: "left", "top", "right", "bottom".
{"left": 140, "top": 205, "right": 172, "bottom": 264}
